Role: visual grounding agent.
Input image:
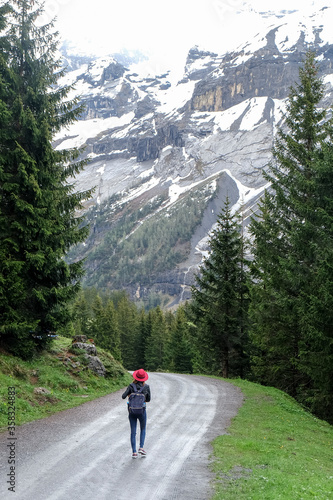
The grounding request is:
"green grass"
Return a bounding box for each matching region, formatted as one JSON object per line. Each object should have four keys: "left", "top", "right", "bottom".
{"left": 0, "top": 336, "right": 132, "bottom": 431}
{"left": 211, "top": 378, "right": 333, "bottom": 499}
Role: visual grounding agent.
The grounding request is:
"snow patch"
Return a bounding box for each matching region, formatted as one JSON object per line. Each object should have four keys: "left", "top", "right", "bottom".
{"left": 96, "top": 164, "right": 105, "bottom": 176}
{"left": 54, "top": 112, "right": 135, "bottom": 149}
{"left": 240, "top": 98, "right": 268, "bottom": 130}
{"left": 88, "top": 56, "right": 118, "bottom": 81}
{"left": 58, "top": 65, "right": 89, "bottom": 87}
{"left": 223, "top": 169, "right": 270, "bottom": 214}
{"left": 191, "top": 97, "right": 286, "bottom": 133}
{"left": 139, "top": 166, "right": 155, "bottom": 179}
{"left": 211, "top": 98, "right": 267, "bottom": 131}
{"left": 157, "top": 81, "right": 196, "bottom": 115}
{"left": 324, "top": 74, "right": 333, "bottom": 87}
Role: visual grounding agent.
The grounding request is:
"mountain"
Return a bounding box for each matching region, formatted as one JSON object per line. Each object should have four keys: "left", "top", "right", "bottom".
{"left": 55, "top": 5, "right": 333, "bottom": 307}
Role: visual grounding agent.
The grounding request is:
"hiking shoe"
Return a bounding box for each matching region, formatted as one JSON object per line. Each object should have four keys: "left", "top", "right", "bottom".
{"left": 132, "top": 452, "right": 138, "bottom": 459}
{"left": 138, "top": 448, "right": 146, "bottom": 456}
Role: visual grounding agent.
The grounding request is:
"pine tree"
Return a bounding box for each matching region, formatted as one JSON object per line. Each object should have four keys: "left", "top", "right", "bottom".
{"left": 249, "top": 190, "right": 302, "bottom": 393}
{"left": 144, "top": 306, "right": 168, "bottom": 371}
{"left": 72, "top": 291, "right": 91, "bottom": 337}
{"left": 0, "top": 1, "right": 92, "bottom": 357}
{"left": 249, "top": 51, "right": 333, "bottom": 420}
{"left": 92, "top": 297, "right": 121, "bottom": 362}
{"left": 137, "top": 308, "right": 150, "bottom": 367}
{"left": 296, "top": 139, "right": 333, "bottom": 421}
{"left": 104, "top": 299, "right": 122, "bottom": 361}
{"left": 191, "top": 197, "right": 249, "bottom": 377}
{"left": 169, "top": 305, "right": 192, "bottom": 373}
{"left": 117, "top": 295, "right": 140, "bottom": 369}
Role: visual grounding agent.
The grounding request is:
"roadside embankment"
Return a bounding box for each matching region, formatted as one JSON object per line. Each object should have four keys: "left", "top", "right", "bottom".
{"left": 0, "top": 336, "right": 132, "bottom": 431}
{"left": 210, "top": 378, "right": 333, "bottom": 499}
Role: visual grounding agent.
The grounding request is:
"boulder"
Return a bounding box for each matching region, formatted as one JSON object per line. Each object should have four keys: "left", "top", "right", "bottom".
{"left": 34, "top": 387, "right": 51, "bottom": 395}
{"left": 85, "top": 355, "right": 106, "bottom": 377}
{"left": 72, "top": 342, "right": 97, "bottom": 356}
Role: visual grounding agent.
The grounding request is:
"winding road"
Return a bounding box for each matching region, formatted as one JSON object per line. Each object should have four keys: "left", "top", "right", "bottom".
{"left": 0, "top": 373, "right": 243, "bottom": 500}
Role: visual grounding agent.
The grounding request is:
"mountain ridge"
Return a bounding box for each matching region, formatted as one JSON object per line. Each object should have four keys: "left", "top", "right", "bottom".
{"left": 57, "top": 4, "right": 333, "bottom": 306}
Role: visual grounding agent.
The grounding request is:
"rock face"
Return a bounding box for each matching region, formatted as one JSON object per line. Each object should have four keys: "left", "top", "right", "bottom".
{"left": 191, "top": 26, "right": 333, "bottom": 113}
{"left": 56, "top": 6, "right": 333, "bottom": 304}
{"left": 70, "top": 336, "right": 106, "bottom": 376}
{"left": 34, "top": 387, "right": 51, "bottom": 395}
{"left": 85, "top": 355, "right": 106, "bottom": 377}
{"left": 71, "top": 342, "right": 97, "bottom": 356}
{"left": 184, "top": 46, "right": 221, "bottom": 82}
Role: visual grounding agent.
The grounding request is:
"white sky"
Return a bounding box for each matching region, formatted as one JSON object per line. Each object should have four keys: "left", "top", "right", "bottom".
{"left": 42, "top": 0, "right": 325, "bottom": 73}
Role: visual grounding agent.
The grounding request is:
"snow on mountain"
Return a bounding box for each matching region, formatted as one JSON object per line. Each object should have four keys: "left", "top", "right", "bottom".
{"left": 57, "top": 4, "right": 333, "bottom": 304}
{"left": 54, "top": 113, "right": 135, "bottom": 151}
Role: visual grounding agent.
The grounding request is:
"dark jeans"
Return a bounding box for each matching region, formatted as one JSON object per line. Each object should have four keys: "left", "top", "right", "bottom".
{"left": 128, "top": 410, "right": 147, "bottom": 453}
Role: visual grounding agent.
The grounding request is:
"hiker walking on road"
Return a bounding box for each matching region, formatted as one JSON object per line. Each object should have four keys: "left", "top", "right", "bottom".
{"left": 122, "top": 369, "right": 151, "bottom": 459}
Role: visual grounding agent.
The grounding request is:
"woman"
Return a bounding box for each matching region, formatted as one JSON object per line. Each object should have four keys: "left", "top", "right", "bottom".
{"left": 122, "top": 368, "right": 151, "bottom": 458}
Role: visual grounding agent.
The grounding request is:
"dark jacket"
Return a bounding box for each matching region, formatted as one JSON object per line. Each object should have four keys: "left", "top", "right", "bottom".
{"left": 122, "top": 381, "right": 151, "bottom": 402}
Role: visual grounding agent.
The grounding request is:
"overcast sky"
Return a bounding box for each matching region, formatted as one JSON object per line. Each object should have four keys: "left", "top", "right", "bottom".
{"left": 42, "top": 0, "right": 325, "bottom": 73}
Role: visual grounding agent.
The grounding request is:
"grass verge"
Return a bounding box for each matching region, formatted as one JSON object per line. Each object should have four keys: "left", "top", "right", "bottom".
{"left": 211, "top": 378, "right": 333, "bottom": 500}
{"left": 0, "top": 336, "right": 132, "bottom": 431}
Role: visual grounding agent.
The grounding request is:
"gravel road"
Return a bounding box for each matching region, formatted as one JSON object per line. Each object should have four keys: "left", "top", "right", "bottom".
{"left": 0, "top": 373, "right": 243, "bottom": 500}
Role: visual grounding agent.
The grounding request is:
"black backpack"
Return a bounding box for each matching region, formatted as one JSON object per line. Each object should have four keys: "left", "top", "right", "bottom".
{"left": 128, "top": 383, "right": 146, "bottom": 415}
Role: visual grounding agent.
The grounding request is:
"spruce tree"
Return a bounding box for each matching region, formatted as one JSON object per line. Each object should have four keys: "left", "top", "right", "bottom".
{"left": 105, "top": 299, "right": 122, "bottom": 361}
{"left": 72, "top": 291, "right": 91, "bottom": 337}
{"left": 249, "top": 51, "right": 333, "bottom": 420}
{"left": 144, "top": 306, "right": 168, "bottom": 371}
{"left": 137, "top": 307, "right": 152, "bottom": 368}
{"left": 191, "top": 197, "right": 249, "bottom": 377}
{"left": 169, "top": 305, "right": 192, "bottom": 373}
{"left": 117, "top": 294, "right": 140, "bottom": 369}
{"left": 0, "top": 1, "right": 92, "bottom": 357}
{"left": 249, "top": 190, "right": 302, "bottom": 393}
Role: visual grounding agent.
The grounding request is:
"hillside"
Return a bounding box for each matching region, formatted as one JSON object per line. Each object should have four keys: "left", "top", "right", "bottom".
{"left": 211, "top": 378, "right": 333, "bottom": 499}
{"left": 0, "top": 337, "right": 132, "bottom": 431}
{"left": 56, "top": 4, "right": 333, "bottom": 305}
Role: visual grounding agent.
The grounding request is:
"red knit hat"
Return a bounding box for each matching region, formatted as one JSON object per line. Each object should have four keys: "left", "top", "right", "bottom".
{"left": 133, "top": 368, "right": 149, "bottom": 382}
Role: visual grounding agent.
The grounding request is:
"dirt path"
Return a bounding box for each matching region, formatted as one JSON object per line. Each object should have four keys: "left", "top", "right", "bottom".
{"left": 0, "top": 373, "right": 243, "bottom": 500}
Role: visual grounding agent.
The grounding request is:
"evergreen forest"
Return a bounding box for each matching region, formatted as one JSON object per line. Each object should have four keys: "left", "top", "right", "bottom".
{"left": 0, "top": 2, "right": 332, "bottom": 425}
